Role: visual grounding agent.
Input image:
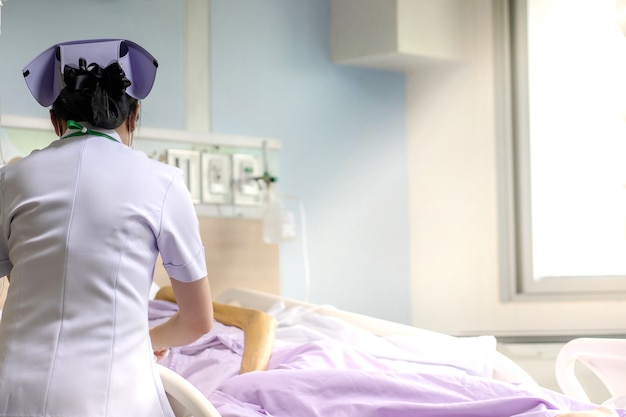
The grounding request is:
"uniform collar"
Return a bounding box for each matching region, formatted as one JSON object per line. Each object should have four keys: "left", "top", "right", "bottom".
{"left": 61, "top": 120, "right": 122, "bottom": 144}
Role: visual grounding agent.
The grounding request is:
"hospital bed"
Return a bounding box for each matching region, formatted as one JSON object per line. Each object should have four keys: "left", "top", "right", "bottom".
{"left": 0, "top": 214, "right": 611, "bottom": 416}
{"left": 153, "top": 286, "right": 625, "bottom": 417}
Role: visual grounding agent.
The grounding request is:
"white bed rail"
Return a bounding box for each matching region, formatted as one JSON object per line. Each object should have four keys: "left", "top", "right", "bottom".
{"left": 556, "top": 338, "right": 626, "bottom": 405}
{"left": 158, "top": 364, "right": 222, "bottom": 417}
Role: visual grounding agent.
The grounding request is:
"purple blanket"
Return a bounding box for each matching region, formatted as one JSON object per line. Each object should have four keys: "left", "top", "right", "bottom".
{"left": 149, "top": 300, "right": 624, "bottom": 417}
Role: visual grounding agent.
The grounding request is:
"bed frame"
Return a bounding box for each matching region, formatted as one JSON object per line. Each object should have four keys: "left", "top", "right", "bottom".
{"left": 556, "top": 338, "right": 626, "bottom": 406}
{"left": 158, "top": 364, "right": 222, "bottom": 417}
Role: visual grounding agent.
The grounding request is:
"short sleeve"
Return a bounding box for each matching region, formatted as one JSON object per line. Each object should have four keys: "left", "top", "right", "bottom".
{"left": 157, "top": 171, "right": 207, "bottom": 282}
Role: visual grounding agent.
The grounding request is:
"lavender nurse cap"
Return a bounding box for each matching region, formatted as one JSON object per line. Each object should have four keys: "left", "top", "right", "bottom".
{"left": 22, "top": 39, "right": 158, "bottom": 107}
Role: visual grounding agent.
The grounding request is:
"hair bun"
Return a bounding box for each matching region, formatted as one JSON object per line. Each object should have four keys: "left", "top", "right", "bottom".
{"left": 97, "top": 63, "right": 132, "bottom": 97}
{"left": 60, "top": 61, "right": 133, "bottom": 129}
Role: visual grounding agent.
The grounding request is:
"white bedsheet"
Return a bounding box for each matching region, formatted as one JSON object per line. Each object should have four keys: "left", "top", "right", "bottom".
{"left": 266, "top": 301, "right": 498, "bottom": 378}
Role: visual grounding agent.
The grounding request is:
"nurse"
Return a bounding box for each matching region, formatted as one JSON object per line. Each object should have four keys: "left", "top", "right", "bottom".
{"left": 0, "top": 39, "right": 213, "bottom": 416}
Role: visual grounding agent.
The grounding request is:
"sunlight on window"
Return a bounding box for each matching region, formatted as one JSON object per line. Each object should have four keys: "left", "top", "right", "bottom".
{"left": 528, "top": 0, "right": 626, "bottom": 279}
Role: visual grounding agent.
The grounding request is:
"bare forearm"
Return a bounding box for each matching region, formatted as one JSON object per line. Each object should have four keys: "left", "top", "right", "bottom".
{"left": 150, "top": 310, "right": 212, "bottom": 350}
{"left": 150, "top": 277, "right": 214, "bottom": 350}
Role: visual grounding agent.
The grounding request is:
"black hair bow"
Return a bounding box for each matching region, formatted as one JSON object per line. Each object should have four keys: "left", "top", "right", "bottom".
{"left": 59, "top": 59, "right": 133, "bottom": 129}
{"left": 63, "top": 59, "right": 131, "bottom": 97}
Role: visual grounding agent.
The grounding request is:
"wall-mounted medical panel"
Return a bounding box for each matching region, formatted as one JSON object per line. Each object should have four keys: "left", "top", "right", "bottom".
{"left": 0, "top": 115, "right": 281, "bottom": 217}
{"left": 162, "top": 150, "right": 264, "bottom": 208}
{"left": 132, "top": 125, "right": 279, "bottom": 215}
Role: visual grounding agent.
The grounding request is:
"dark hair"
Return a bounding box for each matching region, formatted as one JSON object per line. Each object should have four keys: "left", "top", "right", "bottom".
{"left": 51, "top": 60, "right": 138, "bottom": 129}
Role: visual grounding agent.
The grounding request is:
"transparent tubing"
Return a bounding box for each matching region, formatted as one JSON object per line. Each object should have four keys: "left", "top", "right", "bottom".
{"left": 280, "top": 194, "right": 311, "bottom": 303}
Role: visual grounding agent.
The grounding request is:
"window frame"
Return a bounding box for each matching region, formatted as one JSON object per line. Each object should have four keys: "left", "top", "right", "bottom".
{"left": 495, "top": 0, "right": 626, "bottom": 301}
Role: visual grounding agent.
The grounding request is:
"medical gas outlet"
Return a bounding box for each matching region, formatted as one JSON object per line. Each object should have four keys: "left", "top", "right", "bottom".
{"left": 201, "top": 153, "right": 232, "bottom": 204}
{"left": 232, "top": 153, "right": 262, "bottom": 206}
{"left": 165, "top": 149, "right": 264, "bottom": 208}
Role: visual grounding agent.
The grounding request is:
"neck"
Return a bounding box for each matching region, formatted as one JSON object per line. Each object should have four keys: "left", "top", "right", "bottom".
{"left": 115, "top": 120, "right": 133, "bottom": 147}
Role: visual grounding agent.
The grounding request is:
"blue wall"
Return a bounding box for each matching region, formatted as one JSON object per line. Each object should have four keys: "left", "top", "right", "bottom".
{"left": 211, "top": 1, "right": 411, "bottom": 323}
{"left": 0, "top": 0, "right": 185, "bottom": 129}
{"left": 0, "top": 0, "right": 412, "bottom": 323}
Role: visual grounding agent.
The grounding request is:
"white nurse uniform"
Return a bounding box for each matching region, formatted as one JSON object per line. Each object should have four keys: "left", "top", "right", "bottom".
{"left": 0, "top": 126, "right": 207, "bottom": 417}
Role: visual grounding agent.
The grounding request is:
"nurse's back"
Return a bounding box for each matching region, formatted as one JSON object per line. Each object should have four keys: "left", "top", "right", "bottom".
{"left": 0, "top": 39, "right": 213, "bottom": 417}
{"left": 0, "top": 132, "right": 182, "bottom": 416}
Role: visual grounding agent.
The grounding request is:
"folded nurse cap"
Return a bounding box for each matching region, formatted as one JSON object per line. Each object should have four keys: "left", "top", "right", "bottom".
{"left": 22, "top": 39, "right": 158, "bottom": 107}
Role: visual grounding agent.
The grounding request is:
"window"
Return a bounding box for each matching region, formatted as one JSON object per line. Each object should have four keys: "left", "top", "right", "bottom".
{"left": 498, "top": 0, "right": 626, "bottom": 299}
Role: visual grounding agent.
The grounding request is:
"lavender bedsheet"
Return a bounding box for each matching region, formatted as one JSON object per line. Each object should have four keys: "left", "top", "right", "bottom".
{"left": 149, "top": 300, "right": 624, "bottom": 417}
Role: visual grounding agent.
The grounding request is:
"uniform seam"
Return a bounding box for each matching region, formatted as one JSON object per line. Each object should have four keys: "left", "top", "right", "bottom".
{"left": 42, "top": 140, "right": 86, "bottom": 415}
{"left": 102, "top": 222, "right": 134, "bottom": 417}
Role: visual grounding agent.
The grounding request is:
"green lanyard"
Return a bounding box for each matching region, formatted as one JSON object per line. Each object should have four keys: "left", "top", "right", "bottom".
{"left": 62, "top": 120, "right": 119, "bottom": 143}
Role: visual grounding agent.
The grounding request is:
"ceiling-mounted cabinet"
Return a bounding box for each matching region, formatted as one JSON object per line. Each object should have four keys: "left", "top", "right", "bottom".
{"left": 330, "top": 0, "right": 466, "bottom": 71}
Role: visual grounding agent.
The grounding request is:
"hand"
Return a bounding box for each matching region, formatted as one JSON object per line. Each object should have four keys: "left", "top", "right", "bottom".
{"left": 153, "top": 347, "right": 170, "bottom": 362}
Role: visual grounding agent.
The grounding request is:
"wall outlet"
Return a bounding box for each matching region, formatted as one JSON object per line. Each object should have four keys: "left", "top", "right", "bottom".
{"left": 201, "top": 153, "right": 232, "bottom": 204}
{"left": 232, "top": 153, "right": 262, "bottom": 206}
{"left": 166, "top": 149, "right": 201, "bottom": 203}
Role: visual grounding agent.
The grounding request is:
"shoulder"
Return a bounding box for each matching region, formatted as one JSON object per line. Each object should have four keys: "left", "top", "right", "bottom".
{"left": 124, "top": 150, "right": 187, "bottom": 192}
{"left": 134, "top": 150, "right": 182, "bottom": 179}
{"left": 1, "top": 152, "right": 37, "bottom": 177}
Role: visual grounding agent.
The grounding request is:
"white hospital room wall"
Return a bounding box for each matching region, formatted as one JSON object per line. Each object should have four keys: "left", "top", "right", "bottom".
{"left": 405, "top": 0, "right": 626, "bottom": 337}
{"left": 400, "top": 0, "right": 625, "bottom": 394}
